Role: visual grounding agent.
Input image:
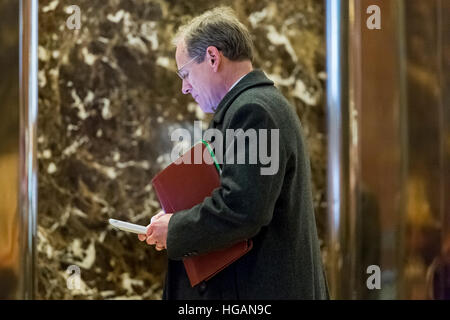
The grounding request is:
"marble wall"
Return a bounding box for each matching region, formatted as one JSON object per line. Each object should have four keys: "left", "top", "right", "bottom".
{"left": 37, "top": 0, "right": 326, "bottom": 299}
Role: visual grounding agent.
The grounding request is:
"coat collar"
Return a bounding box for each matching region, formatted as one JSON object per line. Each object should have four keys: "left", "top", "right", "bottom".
{"left": 211, "top": 69, "right": 274, "bottom": 125}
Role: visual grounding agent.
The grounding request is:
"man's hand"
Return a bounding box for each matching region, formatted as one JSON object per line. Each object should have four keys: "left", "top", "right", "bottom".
{"left": 138, "top": 210, "right": 173, "bottom": 251}
{"left": 138, "top": 210, "right": 164, "bottom": 244}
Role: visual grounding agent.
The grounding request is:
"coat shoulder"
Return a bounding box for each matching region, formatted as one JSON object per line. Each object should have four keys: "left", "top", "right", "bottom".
{"left": 223, "top": 84, "right": 300, "bottom": 135}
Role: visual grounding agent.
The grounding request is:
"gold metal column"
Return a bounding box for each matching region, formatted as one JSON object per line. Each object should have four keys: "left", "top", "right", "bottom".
{"left": 347, "top": 0, "right": 408, "bottom": 299}
{"left": 326, "top": 0, "right": 408, "bottom": 299}
{"left": 326, "top": 0, "right": 450, "bottom": 299}
{"left": 0, "top": 0, "right": 38, "bottom": 299}
{"left": 325, "top": 0, "right": 351, "bottom": 300}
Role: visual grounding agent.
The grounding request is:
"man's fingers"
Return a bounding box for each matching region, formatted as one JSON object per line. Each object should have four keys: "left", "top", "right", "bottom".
{"left": 155, "top": 244, "right": 165, "bottom": 251}
{"left": 146, "top": 236, "right": 156, "bottom": 245}
{"left": 146, "top": 225, "right": 154, "bottom": 237}
{"left": 138, "top": 234, "right": 146, "bottom": 241}
{"left": 151, "top": 210, "right": 165, "bottom": 224}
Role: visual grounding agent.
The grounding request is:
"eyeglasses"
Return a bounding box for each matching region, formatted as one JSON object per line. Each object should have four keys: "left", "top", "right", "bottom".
{"left": 176, "top": 56, "right": 198, "bottom": 80}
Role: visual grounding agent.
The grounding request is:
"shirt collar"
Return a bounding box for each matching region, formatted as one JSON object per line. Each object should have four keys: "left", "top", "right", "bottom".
{"left": 228, "top": 74, "right": 247, "bottom": 92}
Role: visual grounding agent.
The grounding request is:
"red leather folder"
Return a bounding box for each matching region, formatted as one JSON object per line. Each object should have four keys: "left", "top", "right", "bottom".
{"left": 151, "top": 141, "right": 253, "bottom": 287}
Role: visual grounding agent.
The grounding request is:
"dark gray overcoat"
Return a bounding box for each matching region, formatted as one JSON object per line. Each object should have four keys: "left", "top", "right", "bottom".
{"left": 163, "top": 70, "right": 329, "bottom": 300}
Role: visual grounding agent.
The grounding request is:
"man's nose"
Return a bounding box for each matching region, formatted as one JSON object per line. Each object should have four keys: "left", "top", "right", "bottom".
{"left": 182, "top": 79, "right": 192, "bottom": 95}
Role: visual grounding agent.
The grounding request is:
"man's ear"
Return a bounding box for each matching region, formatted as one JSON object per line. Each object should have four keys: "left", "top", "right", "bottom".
{"left": 206, "top": 46, "right": 221, "bottom": 72}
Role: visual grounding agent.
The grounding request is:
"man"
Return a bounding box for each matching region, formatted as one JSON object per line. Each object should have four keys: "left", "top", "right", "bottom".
{"left": 139, "top": 6, "right": 329, "bottom": 299}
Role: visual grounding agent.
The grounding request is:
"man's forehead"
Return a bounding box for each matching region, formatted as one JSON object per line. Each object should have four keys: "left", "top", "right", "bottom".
{"left": 175, "top": 41, "right": 189, "bottom": 67}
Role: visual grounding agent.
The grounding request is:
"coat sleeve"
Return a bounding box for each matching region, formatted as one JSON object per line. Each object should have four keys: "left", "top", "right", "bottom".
{"left": 166, "top": 103, "right": 287, "bottom": 260}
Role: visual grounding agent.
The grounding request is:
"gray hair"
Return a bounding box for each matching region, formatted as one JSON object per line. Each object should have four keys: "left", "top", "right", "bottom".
{"left": 173, "top": 6, "right": 254, "bottom": 63}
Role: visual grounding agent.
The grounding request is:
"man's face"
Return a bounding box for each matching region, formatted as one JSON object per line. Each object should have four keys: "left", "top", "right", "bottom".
{"left": 175, "top": 41, "right": 220, "bottom": 113}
